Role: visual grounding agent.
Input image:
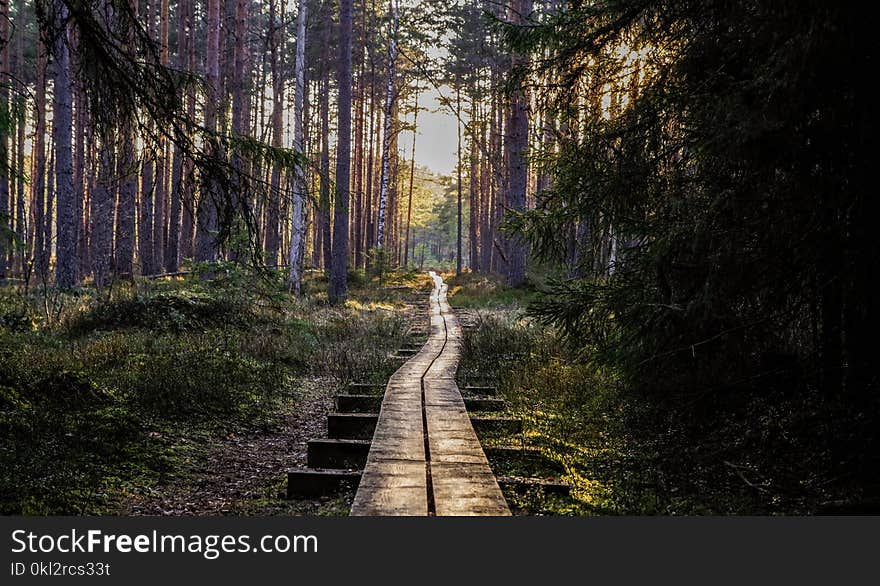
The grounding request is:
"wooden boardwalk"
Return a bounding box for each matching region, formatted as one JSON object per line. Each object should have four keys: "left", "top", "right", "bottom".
{"left": 350, "top": 272, "right": 510, "bottom": 516}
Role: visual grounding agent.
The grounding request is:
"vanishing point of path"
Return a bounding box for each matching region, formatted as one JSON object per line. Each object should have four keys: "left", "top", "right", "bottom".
{"left": 350, "top": 272, "right": 511, "bottom": 516}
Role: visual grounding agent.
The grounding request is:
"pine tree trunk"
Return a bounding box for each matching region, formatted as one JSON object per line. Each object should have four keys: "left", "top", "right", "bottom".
{"left": 318, "top": 73, "right": 331, "bottom": 269}
{"left": 0, "top": 0, "right": 9, "bottom": 280}
{"left": 33, "top": 38, "right": 48, "bottom": 279}
{"left": 230, "top": 0, "right": 249, "bottom": 263}
{"left": 403, "top": 90, "right": 419, "bottom": 268}
{"left": 195, "top": 0, "right": 222, "bottom": 264}
{"left": 14, "top": 0, "right": 26, "bottom": 274}
{"left": 329, "top": 0, "right": 353, "bottom": 303}
{"left": 469, "top": 97, "right": 480, "bottom": 273}
{"left": 91, "top": 130, "right": 115, "bottom": 290}
{"left": 456, "top": 85, "right": 463, "bottom": 275}
{"left": 74, "top": 56, "right": 88, "bottom": 280}
{"left": 504, "top": 0, "right": 530, "bottom": 286}
{"left": 167, "top": 0, "right": 190, "bottom": 271}
{"left": 53, "top": 5, "right": 76, "bottom": 288}
{"left": 153, "top": 0, "right": 170, "bottom": 271}
{"left": 114, "top": 0, "right": 139, "bottom": 278}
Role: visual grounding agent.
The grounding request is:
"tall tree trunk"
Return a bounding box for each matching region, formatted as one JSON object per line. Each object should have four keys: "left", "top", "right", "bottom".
{"left": 329, "top": 0, "right": 353, "bottom": 303}
{"left": 266, "top": 0, "right": 284, "bottom": 267}
{"left": 139, "top": 0, "right": 156, "bottom": 276}
{"left": 469, "top": 96, "right": 480, "bottom": 273}
{"left": 153, "top": 0, "right": 170, "bottom": 270}
{"left": 195, "top": 0, "right": 222, "bottom": 264}
{"left": 53, "top": 5, "right": 76, "bottom": 288}
{"left": 139, "top": 148, "right": 155, "bottom": 275}
{"left": 14, "top": 0, "right": 26, "bottom": 274}
{"left": 318, "top": 73, "right": 332, "bottom": 269}
{"left": 403, "top": 90, "right": 419, "bottom": 268}
{"left": 288, "top": 0, "right": 308, "bottom": 293}
{"left": 504, "top": 0, "right": 530, "bottom": 286}
{"left": 167, "top": 0, "right": 191, "bottom": 271}
{"left": 456, "top": 85, "right": 463, "bottom": 275}
{"left": 114, "top": 0, "right": 139, "bottom": 278}
{"left": 74, "top": 51, "right": 88, "bottom": 280}
{"left": 353, "top": 10, "right": 366, "bottom": 270}
{"left": 91, "top": 130, "right": 115, "bottom": 290}
{"left": 375, "top": 0, "right": 398, "bottom": 259}
{"left": 479, "top": 114, "right": 492, "bottom": 272}
{"left": 179, "top": 0, "right": 197, "bottom": 262}
{"left": 229, "top": 0, "right": 249, "bottom": 262}
{"left": 0, "top": 0, "right": 9, "bottom": 280}
{"left": 364, "top": 64, "right": 375, "bottom": 267}
{"left": 33, "top": 37, "right": 48, "bottom": 279}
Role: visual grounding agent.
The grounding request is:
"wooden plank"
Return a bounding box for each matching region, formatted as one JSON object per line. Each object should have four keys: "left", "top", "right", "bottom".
{"left": 351, "top": 272, "right": 510, "bottom": 516}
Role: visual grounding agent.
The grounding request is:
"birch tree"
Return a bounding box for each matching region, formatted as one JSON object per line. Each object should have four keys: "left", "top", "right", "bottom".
{"left": 374, "top": 0, "right": 399, "bottom": 259}
{"left": 288, "top": 0, "right": 308, "bottom": 293}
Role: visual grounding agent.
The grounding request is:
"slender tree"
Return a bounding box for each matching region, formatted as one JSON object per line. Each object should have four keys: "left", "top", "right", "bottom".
{"left": 503, "top": 0, "right": 530, "bottom": 286}
{"left": 195, "top": 0, "right": 222, "bottom": 264}
{"left": 0, "top": 0, "right": 9, "bottom": 280}
{"left": 402, "top": 89, "right": 418, "bottom": 267}
{"left": 32, "top": 36, "right": 48, "bottom": 278}
{"left": 288, "top": 0, "right": 308, "bottom": 293}
{"left": 53, "top": 3, "right": 76, "bottom": 288}
{"left": 329, "top": 0, "right": 353, "bottom": 303}
{"left": 375, "top": 0, "right": 399, "bottom": 261}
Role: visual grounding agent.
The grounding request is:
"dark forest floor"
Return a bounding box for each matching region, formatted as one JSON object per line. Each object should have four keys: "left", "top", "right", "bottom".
{"left": 121, "top": 377, "right": 351, "bottom": 516}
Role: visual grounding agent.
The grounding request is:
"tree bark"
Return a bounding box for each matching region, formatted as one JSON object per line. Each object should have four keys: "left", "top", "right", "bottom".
{"left": 469, "top": 96, "right": 480, "bottom": 273}
{"left": 53, "top": 5, "right": 76, "bottom": 288}
{"left": 329, "top": 0, "right": 353, "bottom": 303}
{"left": 288, "top": 0, "right": 308, "bottom": 293}
{"left": 375, "top": 0, "right": 399, "bottom": 260}
{"left": 14, "top": 0, "right": 26, "bottom": 274}
{"left": 503, "top": 0, "right": 531, "bottom": 286}
{"left": 456, "top": 85, "right": 463, "bottom": 275}
{"left": 403, "top": 90, "right": 419, "bottom": 267}
{"left": 91, "top": 130, "right": 115, "bottom": 290}
{"left": 0, "top": 0, "right": 9, "bottom": 280}
{"left": 167, "top": 0, "right": 190, "bottom": 271}
{"left": 195, "top": 0, "right": 222, "bottom": 264}
{"left": 33, "top": 37, "right": 48, "bottom": 279}
{"left": 153, "top": 0, "right": 170, "bottom": 270}
{"left": 266, "top": 0, "right": 284, "bottom": 267}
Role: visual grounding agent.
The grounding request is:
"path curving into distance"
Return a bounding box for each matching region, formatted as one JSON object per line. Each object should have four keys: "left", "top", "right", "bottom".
{"left": 350, "top": 272, "right": 510, "bottom": 516}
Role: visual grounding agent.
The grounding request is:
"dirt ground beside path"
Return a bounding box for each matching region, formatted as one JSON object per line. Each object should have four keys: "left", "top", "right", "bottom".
{"left": 121, "top": 378, "right": 354, "bottom": 516}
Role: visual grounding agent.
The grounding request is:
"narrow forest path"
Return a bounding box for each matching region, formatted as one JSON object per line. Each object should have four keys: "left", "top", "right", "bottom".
{"left": 351, "top": 272, "right": 510, "bottom": 516}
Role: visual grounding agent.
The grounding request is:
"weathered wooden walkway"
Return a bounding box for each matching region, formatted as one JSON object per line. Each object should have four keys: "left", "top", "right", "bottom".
{"left": 350, "top": 272, "right": 510, "bottom": 516}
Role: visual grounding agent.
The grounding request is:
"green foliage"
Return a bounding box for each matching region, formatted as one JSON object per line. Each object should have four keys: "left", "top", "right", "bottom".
{"left": 456, "top": 287, "right": 870, "bottom": 514}
{"left": 65, "top": 290, "right": 251, "bottom": 335}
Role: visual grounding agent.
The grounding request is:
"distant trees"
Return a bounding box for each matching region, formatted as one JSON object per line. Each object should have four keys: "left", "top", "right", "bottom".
{"left": 0, "top": 0, "right": 555, "bottom": 295}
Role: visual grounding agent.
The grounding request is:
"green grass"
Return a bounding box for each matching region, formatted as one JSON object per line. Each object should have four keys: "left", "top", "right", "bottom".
{"left": 444, "top": 272, "right": 538, "bottom": 309}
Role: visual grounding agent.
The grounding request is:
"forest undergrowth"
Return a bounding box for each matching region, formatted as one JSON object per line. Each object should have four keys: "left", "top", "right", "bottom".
{"left": 0, "top": 267, "right": 430, "bottom": 515}
{"left": 449, "top": 273, "right": 875, "bottom": 515}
